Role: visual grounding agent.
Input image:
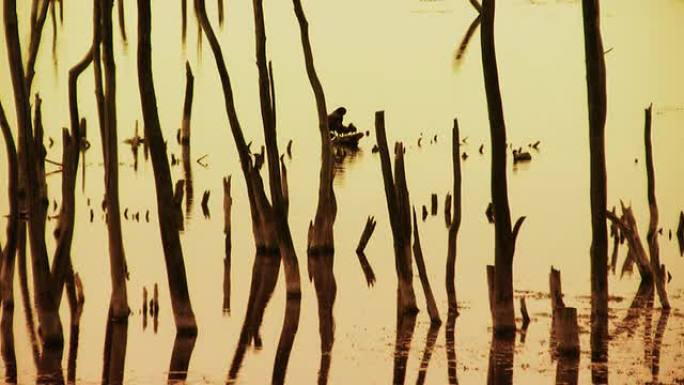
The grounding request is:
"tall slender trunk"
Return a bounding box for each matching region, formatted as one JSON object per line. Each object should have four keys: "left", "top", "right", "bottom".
{"left": 137, "top": 0, "right": 198, "bottom": 335}
{"left": 581, "top": 0, "right": 608, "bottom": 361}
{"left": 446, "top": 119, "right": 462, "bottom": 314}
{"left": 101, "top": 0, "right": 129, "bottom": 319}
{"left": 481, "top": 0, "right": 525, "bottom": 335}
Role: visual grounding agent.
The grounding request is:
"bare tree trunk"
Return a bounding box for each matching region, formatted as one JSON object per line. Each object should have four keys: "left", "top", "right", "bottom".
{"left": 375, "top": 112, "right": 418, "bottom": 314}
{"left": 581, "top": 0, "right": 608, "bottom": 361}
{"left": 252, "top": 0, "right": 301, "bottom": 296}
{"left": 117, "top": 0, "right": 127, "bottom": 42}
{"left": 412, "top": 209, "right": 440, "bottom": 324}
{"left": 643, "top": 105, "right": 670, "bottom": 309}
{"left": 4, "top": 0, "right": 63, "bottom": 347}
{"left": 0, "top": 102, "right": 19, "bottom": 383}
{"left": 446, "top": 118, "right": 462, "bottom": 314}
{"left": 481, "top": 0, "right": 525, "bottom": 335}
{"left": 100, "top": 0, "right": 130, "bottom": 319}
{"left": 292, "top": 0, "right": 336, "bottom": 254}
{"left": 137, "top": 0, "right": 198, "bottom": 335}
{"left": 195, "top": 0, "right": 278, "bottom": 252}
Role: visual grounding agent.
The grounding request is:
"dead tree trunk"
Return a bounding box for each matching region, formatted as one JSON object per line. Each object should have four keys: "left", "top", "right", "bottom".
{"left": 137, "top": 0, "right": 198, "bottom": 335}
{"left": 0, "top": 103, "right": 19, "bottom": 382}
{"left": 643, "top": 105, "right": 670, "bottom": 309}
{"left": 252, "top": 0, "right": 302, "bottom": 296}
{"left": 117, "top": 0, "right": 127, "bottom": 42}
{"left": 4, "top": 0, "right": 63, "bottom": 347}
{"left": 412, "top": 209, "right": 440, "bottom": 324}
{"left": 481, "top": 0, "right": 525, "bottom": 335}
{"left": 223, "top": 176, "right": 232, "bottom": 312}
{"left": 375, "top": 111, "right": 418, "bottom": 314}
{"left": 99, "top": 0, "right": 130, "bottom": 320}
{"left": 446, "top": 119, "right": 462, "bottom": 314}
{"left": 292, "top": 0, "right": 336, "bottom": 254}
{"left": 581, "top": 0, "right": 609, "bottom": 360}
{"left": 195, "top": 0, "right": 278, "bottom": 253}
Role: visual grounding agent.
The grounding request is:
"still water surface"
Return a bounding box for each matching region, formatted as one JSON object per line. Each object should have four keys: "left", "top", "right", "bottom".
{"left": 1, "top": 0, "right": 683, "bottom": 383}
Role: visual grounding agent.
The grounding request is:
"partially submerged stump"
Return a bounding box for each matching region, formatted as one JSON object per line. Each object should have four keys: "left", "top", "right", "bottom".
{"left": 555, "top": 307, "right": 580, "bottom": 357}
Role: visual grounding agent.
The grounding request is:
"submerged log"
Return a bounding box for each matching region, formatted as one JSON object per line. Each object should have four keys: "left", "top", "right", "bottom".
{"left": 412, "top": 208, "right": 440, "bottom": 324}
{"left": 137, "top": 0, "right": 198, "bottom": 335}
{"left": 375, "top": 111, "right": 418, "bottom": 314}
{"left": 481, "top": 0, "right": 525, "bottom": 335}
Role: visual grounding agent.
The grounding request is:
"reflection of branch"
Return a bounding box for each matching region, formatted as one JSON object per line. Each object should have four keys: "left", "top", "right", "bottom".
{"left": 650, "top": 308, "right": 669, "bottom": 381}
{"left": 392, "top": 314, "right": 417, "bottom": 385}
{"left": 272, "top": 298, "right": 301, "bottom": 385}
{"left": 453, "top": 16, "right": 481, "bottom": 68}
{"left": 168, "top": 334, "right": 197, "bottom": 382}
{"left": 445, "top": 311, "right": 458, "bottom": 384}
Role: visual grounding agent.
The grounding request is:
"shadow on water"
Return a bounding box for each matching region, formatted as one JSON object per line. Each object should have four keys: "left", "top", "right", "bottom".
{"left": 486, "top": 333, "right": 514, "bottom": 385}
{"left": 168, "top": 333, "right": 197, "bottom": 384}
{"left": 101, "top": 311, "right": 128, "bottom": 385}
{"left": 308, "top": 251, "right": 336, "bottom": 385}
{"left": 227, "top": 251, "right": 280, "bottom": 383}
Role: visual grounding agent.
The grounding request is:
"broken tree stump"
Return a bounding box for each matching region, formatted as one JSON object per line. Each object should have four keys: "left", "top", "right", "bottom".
{"left": 520, "top": 296, "right": 530, "bottom": 328}
{"left": 550, "top": 266, "right": 565, "bottom": 311}
{"left": 355, "top": 216, "right": 376, "bottom": 254}
{"left": 555, "top": 307, "right": 580, "bottom": 357}
{"left": 430, "top": 193, "right": 438, "bottom": 216}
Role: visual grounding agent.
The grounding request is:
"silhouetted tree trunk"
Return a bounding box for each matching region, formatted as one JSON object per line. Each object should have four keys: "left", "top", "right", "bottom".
{"left": 643, "top": 105, "right": 670, "bottom": 309}
{"left": 195, "top": 0, "right": 278, "bottom": 253}
{"left": 375, "top": 111, "right": 418, "bottom": 314}
{"left": 481, "top": 0, "right": 525, "bottom": 335}
{"left": 292, "top": 0, "right": 336, "bottom": 254}
{"left": 4, "top": 0, "right": 63, "bottom": 347}
{"left": 581, "top": 0, "right": 608, "bottom": 361}
{"left": 137, "top": 0, "right": 198, "bottom": 335}
{"left": 446, "top": 119, "right": 462, "bottom": 314}
{"left": 96, "top": 0, "right": 130, "bottom": 320}
{"left": 252, "top": 0, "right": 302, "bottom": 296}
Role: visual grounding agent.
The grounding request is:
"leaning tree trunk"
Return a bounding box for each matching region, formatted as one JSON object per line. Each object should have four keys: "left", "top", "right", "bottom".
{"left": 137, "top": 0, "right": 198, "bottom": 335}
{"left": 195, "top": 0, "right": 279, "bottom": 253}
{"left": 581, "top": 0, "right": 609, "bottom": 361}
{"left": 292, "top": 0, "right": 336, "bottom": 254}
{"left": 100, "top": 0, "right": 129, "bottom": 319}
{"left": 481, "top": 0, "right": 525, "bottom": 335}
